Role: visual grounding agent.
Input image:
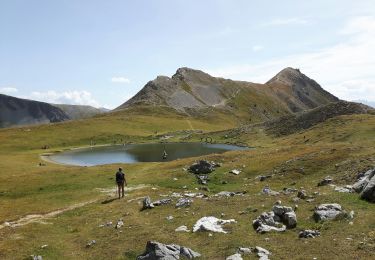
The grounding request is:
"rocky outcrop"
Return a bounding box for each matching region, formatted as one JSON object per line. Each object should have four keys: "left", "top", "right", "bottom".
{"left": 253, "top": 204, "right": 297, "bottom": 233}
{"left": 352, "top": 168, "right": 375, "bottom": 202}
{"left": 189, "top": 160, "right": 219, "bottom": 174}
{"left": 137, "top": 241, "right": 201, "bottom": 259}
{"left": 313, "top": 203, "right": 344, "bottom": 222}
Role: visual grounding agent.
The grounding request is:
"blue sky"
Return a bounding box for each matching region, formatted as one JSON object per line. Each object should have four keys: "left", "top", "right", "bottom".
{"left": 0, "top": 0, "right": 374, "bottom": 108}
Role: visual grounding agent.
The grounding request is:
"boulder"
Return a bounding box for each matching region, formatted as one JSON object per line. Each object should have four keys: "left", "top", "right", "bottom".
{"left": 137, "top": 241, "right": 201, "bottom": 260}
{"left": 196, "top": 175, "right": 209, "bottom": 185}
{"left": 253, "top": 204, "right": 297, "bottom": 233}
{"left": 299, "top": 229, "right": 321, "bottom": 238}
{"left": 313, "top": 203, "right": 343, "bottom": 222}
{"left": 189, "top": 160, "right": 217, "bottom": 174}
{"left": 153, "top": 198, "right": 172, "bottom": 206}
{"left": 334, "top": 186, "right": 354, "bottom": 193}
{"left": 297, "top": 190, "right": 307, "bottom": 199}
{"left": 230, "top": 169, "right": 241, "bottom": 175}
{"left": 193, "top": 216, "right": 236, "bottom": 233}
{"left": 30, "top": 256, "right": 43, "bottom": 260}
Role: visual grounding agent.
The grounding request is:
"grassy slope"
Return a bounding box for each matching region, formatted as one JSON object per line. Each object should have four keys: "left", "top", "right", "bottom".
{"left": 0, "top": 112, "right": 375, "bottom": 259}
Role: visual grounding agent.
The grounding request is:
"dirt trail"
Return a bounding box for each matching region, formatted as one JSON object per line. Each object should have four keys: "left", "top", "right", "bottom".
{"left": 0, "top": 185, "right": 148, "bottom": 230}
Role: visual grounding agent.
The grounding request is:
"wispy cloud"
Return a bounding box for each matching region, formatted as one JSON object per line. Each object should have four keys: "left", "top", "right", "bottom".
{"left": 0, "top": 87, "right": 18, "bottom": 94}
{"left": 263, "top": 17, "right": 309, "bottom": 26}
{"left": 206, "top": 16, "right": 375, "bottom": 103}
{"left": 30, "top": 90, "right": 100, "bottom": 107}
{"left": 111, "top": 76, "right": 130, "bottom": 84}
{"left": 252, "top": 45, "right": 264, "bottom": 52}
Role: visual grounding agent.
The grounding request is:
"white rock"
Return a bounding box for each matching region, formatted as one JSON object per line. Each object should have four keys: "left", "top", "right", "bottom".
{"left": 226, "top": 253, "right": 243, "bottom": 260}
{"left": 193, "top": 216, "right": 236, "bottom": 233}
{"left": 166, "top": 216, "right": 174, "bottom": 221}
{"left": 230, "top": 169, "right": 241, "bottom": 175}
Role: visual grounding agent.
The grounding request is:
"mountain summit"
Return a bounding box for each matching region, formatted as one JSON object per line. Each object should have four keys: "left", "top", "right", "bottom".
{"left": 116, "top": 67, "right": 339, "bottom": 122}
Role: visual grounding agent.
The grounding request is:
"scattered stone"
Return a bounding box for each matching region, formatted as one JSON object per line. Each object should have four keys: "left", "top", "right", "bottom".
{"left": 238, "top": 247, "right": 252, "bottom": 255}
{"left": 136, "top": 241, "right": 201, "bottom": 259}
{"left": 334, "top": 186, "right": 354, "bottom": 193}
{"left": 318, "top": 176, "right": 333, "bottom": 186}
{"left": 230, "top": 169, "right": 241, "bottom": 175}
{"left": 176, "top": 198, "right": 192, "bottom": 208}
{"left": 258, "top": 175, "right": 272, "bottom": 181}
{"left": 262, "top": 186, "right": 280, "bottom": 196}
{"left": 175, "top": 225, "right": 190, "bottom": 232}
{"left": 297, "top": 189, "right": 307, "bottom": 199}
{"left": 226, "top": 253, "right": 243, "bottom": 260}
{"left": 255, "top": 246, "right": 271, "bottom": 260}
{"left": 173, "top": 178, "right": 178, "bottom": 181}
{"left": 313, "top": 203, "right": 343, "bottom": 222}
{"left": 86, "top": 240, "right": 96, "bottom": 248}
{"left": 282, "top": 187, "right": 298, "bottom": 194}
{"left": 142, "top": 196, "right": 155, "bottom": 210}
{"left": 115, "top": 219, "right": 124, "bottom": 229}
{"left": 193, "top": 216, "right": 236, "bottom": 233}
{"left": 196, "top": 175, "right": 209, "bottom": 185}
{"left": 222, "top": 181, "right": 228, "bottom": 184}
{"left": 153, "top": 198, "right": 172, "bottom": 206}
{"left": 306, "top": 199, "right": 315, "bottom": 203}
{"left": 30, "top": 255, "right": 43, "bottom": 260}
{"left": 166, "top": 215, "right": 174, "bottom": 221}
{"left": 215, "top": 191, "right": 246, "bottom": 197}
{"left": 40, "top": 245, "right": 48, "bottom": 249}
{"left": 189, "top": 160, "right": 218, "bottom": 174}
{"left": 299, "top": 230, "right": 321, "bottom": 238}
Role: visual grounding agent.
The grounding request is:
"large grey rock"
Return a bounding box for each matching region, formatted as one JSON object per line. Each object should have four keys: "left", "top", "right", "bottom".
{"left": 313, "top": 203, "right": 343, "bottom": 222}
{"left": 360, "top": 174, "right": 375, "bottom": 202}
{"left": 137, "top": 241, "right": 201, "bottom": 259}
{"left": 189, "top": 160, "right": 217, "bottom": 174}
{"left": 153, "top": 198, "right": 172, "bottom": 206}
{"left": 352, "top": 169, "right": 374, "bottom": 192}
{"left": 253, "top": 204, "right": 297, "bottom": 233}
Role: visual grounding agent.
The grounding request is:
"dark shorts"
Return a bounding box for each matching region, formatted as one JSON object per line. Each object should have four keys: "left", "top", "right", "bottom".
{"left": 117, "top": 182, "right": 124, "bottom": 186}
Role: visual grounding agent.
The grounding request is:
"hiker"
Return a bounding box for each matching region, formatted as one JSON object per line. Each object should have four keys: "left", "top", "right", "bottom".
{"left": 116, "top": 167, "right": 127, "bottom": 199}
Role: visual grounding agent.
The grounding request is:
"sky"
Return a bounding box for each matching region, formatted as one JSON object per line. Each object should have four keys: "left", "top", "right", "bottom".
{"left": 0, "top": 0, "right": 374, "bottom": 109}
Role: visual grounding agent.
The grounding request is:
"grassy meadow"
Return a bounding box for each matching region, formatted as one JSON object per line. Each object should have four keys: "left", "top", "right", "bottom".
{"left": 0, "top": 111, "right": 375, "bottom": 259}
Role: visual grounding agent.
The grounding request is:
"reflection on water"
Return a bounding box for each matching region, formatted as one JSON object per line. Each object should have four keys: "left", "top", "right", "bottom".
{"left": 48, "top": 143, "right": 248, "bottom": 166}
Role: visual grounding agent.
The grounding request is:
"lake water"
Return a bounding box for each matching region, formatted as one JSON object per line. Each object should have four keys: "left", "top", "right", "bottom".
{"left": 46, "top": 143, "right": 247, "bottom": 166}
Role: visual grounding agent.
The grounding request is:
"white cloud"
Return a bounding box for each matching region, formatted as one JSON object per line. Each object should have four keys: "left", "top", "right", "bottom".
{"left": 0, "top": 87, "right": 18, "bottom": 94}
{"left": 30, "top": 90, "right": 100, "bottom": 107}
{"left": 205, "top": 16, "right": 375, "bottom": 103}
{"left": 252, "top": 45, "right": 264, "bottom": 52}
{"left": 111, "top": 76, "right": 130, "bottom": 84}
{"left": 263, "top": 17, "right": 309, "bottom": 26}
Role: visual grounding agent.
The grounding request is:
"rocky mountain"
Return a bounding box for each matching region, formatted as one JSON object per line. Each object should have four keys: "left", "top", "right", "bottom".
{"left": 0, "top": 94, "right": 108, "bottom": 128}
{"left": 0, "top": 94, "right": 69, "bottom": 128}
{"left": 116, "top": 67, "right": 339, "bottom": 122}
{"left": 53, "top": 104, "right": 108, "bottom": 120}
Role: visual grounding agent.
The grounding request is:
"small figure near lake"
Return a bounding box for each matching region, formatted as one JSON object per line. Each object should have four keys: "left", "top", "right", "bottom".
{"left": 115, "top": 167, "right": 127, "bottom": 199}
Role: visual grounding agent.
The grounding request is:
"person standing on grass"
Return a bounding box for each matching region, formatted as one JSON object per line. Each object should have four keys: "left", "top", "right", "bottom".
{"left": 116, "top": 167, "right": 127, "bottom": 199}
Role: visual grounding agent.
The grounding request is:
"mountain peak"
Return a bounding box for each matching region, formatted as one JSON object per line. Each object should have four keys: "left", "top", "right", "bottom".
{"left": 266, "top": 67, "right": 304, "bottom": 85}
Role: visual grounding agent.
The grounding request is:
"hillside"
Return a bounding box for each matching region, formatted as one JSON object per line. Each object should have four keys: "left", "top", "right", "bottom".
{"left": 0, "top": 94, "right": 69, "bottom": 128}
{"left": 53, "top": 104, "right": 108, "bottom": 120}
{"left": 265, "top": 101, "right": 374, "bottom": 136}
{"left": 116, "top": 67, "right": 339, "bottom": 123}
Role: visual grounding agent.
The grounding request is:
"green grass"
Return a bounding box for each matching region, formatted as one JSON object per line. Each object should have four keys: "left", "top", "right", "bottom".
{"left": 0, "top": 113, "right": 375, "bottom": 259}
